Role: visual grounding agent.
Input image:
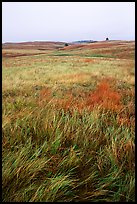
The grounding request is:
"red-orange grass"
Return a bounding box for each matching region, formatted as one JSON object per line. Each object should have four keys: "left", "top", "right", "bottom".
{"left": 85, "top": 81, "right": 122, "bottom": 111}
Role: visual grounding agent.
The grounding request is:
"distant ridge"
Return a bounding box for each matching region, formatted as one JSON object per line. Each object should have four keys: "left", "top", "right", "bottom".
{"left": 72, "top": 40, "right": 97, "bottom": 44}
{"left": 2, "top": 41, "right": 67, "bottom": 50}
{"left": 2, "top": 40, "right": 97, "bottom": 50}
{"left": 2, "top": 41, "right": 66, "bottom": 45}
{"left": 3, "top": 40, "right": 95, "bottom": 44}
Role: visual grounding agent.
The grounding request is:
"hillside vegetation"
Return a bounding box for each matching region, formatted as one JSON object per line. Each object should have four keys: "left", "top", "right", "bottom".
{"left": 2, "top": 40, "right": 135, "bottom": 202}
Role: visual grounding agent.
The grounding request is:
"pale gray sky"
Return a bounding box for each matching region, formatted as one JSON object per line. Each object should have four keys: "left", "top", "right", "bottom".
{"left": 2, "top": 2, "right": 135, "bottom": 43}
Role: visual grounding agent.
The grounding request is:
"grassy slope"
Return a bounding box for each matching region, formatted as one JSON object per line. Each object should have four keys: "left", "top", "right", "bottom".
{"left": 2, "top": 41, "right": 135, "bottom": 202}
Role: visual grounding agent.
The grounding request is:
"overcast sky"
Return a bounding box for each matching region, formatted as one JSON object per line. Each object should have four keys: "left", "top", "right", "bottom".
{"left": 2, "top": 2, "right": 135, "bottom": 43}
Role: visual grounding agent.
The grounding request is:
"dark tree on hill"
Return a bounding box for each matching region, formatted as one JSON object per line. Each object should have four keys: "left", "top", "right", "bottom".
{"left": 106, "top": 38, "right": 109, "bottom": 41}
{"left": 65, "top": 43, "right": 68, "bottom": 46}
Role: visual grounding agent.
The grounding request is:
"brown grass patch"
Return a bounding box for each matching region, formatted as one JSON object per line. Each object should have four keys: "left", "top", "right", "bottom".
{"left": 39, "top": 81, "right": 121, "bottom": 112}
{"left": 39, "top": 87, "right": 52, "bottom": 103}
{"left": 38, "top": 80, "right": 134, "bottom": 126}
{"left": 83, "top": 58, "right": 94, "bottom": 63}
{"left": 60, "top": 44, "right": 85, "bottom": 50}
{"left": 85, "top": 80, "right": 122, "bottom": 112}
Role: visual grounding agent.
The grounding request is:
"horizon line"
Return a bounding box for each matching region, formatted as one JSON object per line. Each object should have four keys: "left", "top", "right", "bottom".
{"left": 2, "top": 39, "right": 135, "bottom": 44}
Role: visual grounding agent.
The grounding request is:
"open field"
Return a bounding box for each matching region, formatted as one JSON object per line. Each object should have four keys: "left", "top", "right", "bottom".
{"left": 2, "top": 40, "right": 135, "bottom": 202}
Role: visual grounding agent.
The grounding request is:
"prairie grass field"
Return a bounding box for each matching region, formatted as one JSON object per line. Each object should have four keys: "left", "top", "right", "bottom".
{"left": 2, "top": 40, "right": 135, "bottom": 202}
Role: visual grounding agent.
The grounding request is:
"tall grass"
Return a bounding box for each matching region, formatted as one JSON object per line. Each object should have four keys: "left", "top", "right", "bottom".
{"left": 2, "top": 100, "right": 135, "bottom": 201}
{"left": 2, "top": 41, "right": 135, "bottom": 202}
